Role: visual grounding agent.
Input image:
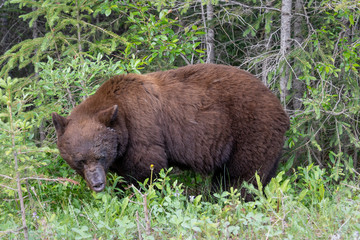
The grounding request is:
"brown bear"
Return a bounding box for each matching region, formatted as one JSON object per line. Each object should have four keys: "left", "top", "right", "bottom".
{"left": 52, "top": 64, "right": 289, "bottom": 197}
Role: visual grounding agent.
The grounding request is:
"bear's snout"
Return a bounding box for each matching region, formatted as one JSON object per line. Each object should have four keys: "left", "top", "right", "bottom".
{"left": 84, "top": 164, "right": 106, "bottom": 192}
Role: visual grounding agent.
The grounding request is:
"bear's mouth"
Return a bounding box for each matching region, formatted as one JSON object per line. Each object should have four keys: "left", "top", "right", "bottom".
{"left": 91, "top": 181, "right": 105, "bottom": 192}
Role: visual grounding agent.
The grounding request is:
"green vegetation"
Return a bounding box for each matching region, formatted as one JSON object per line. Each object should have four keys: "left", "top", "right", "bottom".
{"left": 0, "top": 0, "right": 359, "bottom": 239}
{"left": 1, "top": 166, "right": 359, "bottom": 239}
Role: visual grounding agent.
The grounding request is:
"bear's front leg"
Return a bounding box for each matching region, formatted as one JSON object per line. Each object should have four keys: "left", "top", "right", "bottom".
{"left": 120, "top": 144, "right": 169, "bottom": 185}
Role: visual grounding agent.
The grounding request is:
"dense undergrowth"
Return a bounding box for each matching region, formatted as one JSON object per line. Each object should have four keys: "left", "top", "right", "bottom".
{"left": 1, "top": 164, "right": 359, "bottom": 239}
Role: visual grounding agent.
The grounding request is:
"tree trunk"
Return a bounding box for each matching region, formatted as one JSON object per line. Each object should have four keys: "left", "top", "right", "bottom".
{"left": 279, "top": 0, "right": 293, "bottom": 106}
{"left": 0, "top": 2, "right": 8, "bottom": 55}
{"left": 261, "top": 0, "right": 273, "bottom": 86}
{"left": 76, "top": 0, "right": 83, "bottom": 55}
{"left": 201, "top": 0, "right": 215, "bottom": 63}
{"left": 206, "top": 1, "right": 215, "bottom": 63}
{"left": 292, "top": 0, "right": 304, "bottom": 110}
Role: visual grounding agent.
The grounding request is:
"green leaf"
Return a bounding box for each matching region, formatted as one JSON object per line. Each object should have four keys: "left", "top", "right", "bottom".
{"left": 319, "top": 184, "right": 325, "bottom": 200}
{"left": 159, "top": 10, "right": 166, "bottom": 19}
{"left": 243, "top": 28, "right": 251, "bottom": 37}
{"left": 255, "top": 172, "right": 263, "bottom": 193}
{"left": 120, "top": 197, "right": 129, "bottom": 216}
{"left": 298, "top": 189, "right": 308, "bottom": 201}
{"left": 349, "top": 15, "right": 354, "bottom": 26}
{"left": 105, "top": 9, "right": 111, "bottom": 17}
{"left": 265, "top": 21, "right": 271, "bottom": 33}
{"left": 193, "top": 195, "right": 202, "bottom": 206}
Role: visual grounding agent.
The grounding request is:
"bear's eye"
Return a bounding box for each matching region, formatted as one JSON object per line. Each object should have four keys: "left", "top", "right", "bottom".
{"left": 96, "top": 153, "right": 106, "bottom": 162}
{"left": 77, "top": 159, "right": 86, "bottom": 166}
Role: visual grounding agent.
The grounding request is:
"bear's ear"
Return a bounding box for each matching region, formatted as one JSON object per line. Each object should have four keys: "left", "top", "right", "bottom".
{"left": 96, "top": 105, "right": 118, "bottom": 127}
{"left": 52, "top": 112, "right": 69, "bottom": 137}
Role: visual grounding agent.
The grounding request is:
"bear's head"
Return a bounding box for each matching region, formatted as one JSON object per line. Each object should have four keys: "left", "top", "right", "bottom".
{"left": 52, "top": 105, "right": 120, "bottom": 192}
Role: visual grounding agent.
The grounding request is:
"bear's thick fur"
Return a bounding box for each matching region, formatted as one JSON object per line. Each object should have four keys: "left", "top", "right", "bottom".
{"left": 52, "top": 64, "right": 289, "bottom": 196}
